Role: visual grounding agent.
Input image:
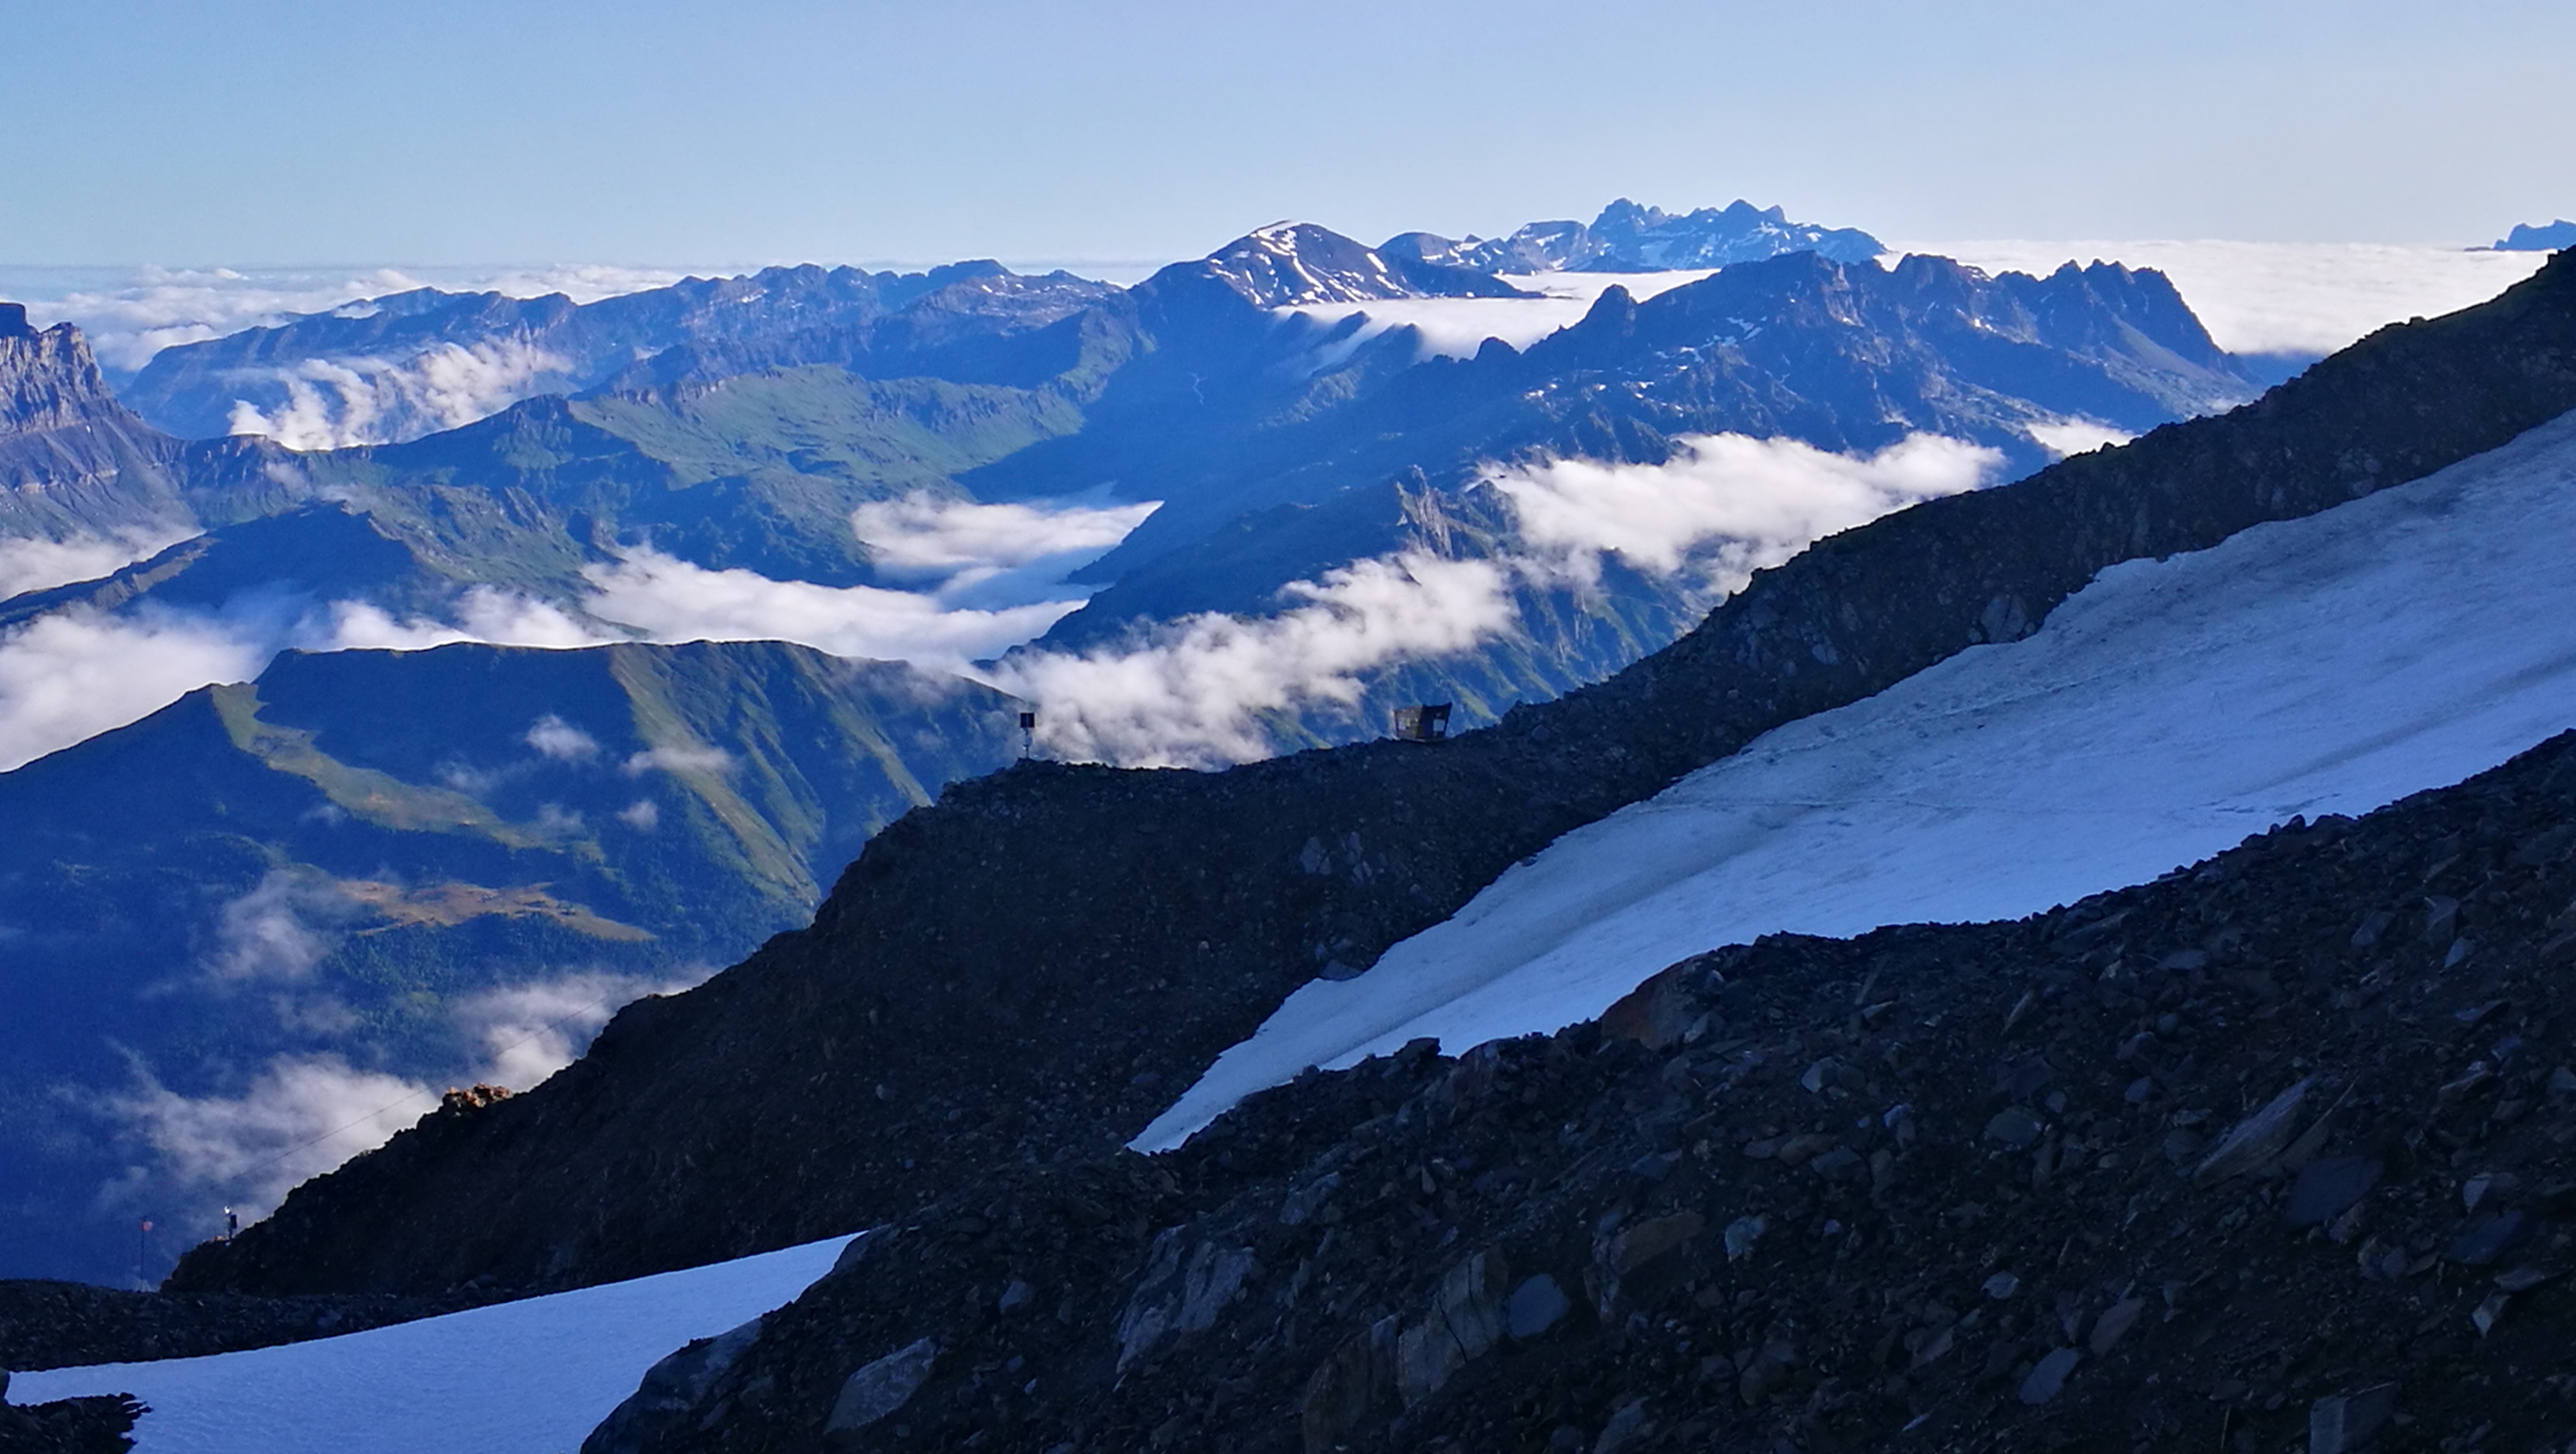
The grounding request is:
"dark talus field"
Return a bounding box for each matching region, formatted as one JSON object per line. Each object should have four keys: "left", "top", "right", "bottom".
{"left": 575, "top": 725, "right": 2576, "bottom": 1454}
{"left": 0, "top": 639, "right": 1023, "bottom": 1283}
{"left": 162, "top": 252, "right": 2576, "bottom": 1303}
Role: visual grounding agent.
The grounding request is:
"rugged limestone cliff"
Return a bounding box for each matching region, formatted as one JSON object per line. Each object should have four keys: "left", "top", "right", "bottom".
{"left": 171, "top": 253, "right": 2576, "bottom": 1300}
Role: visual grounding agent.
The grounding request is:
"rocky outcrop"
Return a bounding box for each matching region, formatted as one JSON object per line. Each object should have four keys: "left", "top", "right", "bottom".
{"left": 168, "top": 253, "right": 2576, "bottom": 1301}
{"left": 586, "top": 726, "right": 2576, "bottom": 1452}
{"left": 0, "top": 304, "right": 199, "bottom": 543}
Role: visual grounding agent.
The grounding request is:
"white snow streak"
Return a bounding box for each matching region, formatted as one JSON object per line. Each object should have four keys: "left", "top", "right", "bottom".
{"left": 1139, "top": 408, "right": 2576, "bottom": 1149}
{"left": 7, "top": 1234, "right": 854, "bottom": 1454}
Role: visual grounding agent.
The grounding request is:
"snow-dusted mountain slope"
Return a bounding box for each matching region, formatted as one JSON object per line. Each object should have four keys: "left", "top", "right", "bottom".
{"left": 6, "top": 1235, "right": 853, "bottom": 1454}
{"left": 1139, "top": 405, "right": 2576, "bottom": 1149}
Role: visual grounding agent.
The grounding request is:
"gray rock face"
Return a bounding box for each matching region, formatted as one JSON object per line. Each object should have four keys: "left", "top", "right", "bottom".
{"left": 823, "top": 1337, "right": 937, "bottom": 1437}
{"left": 1505, "top": 1274, "right": 1571, "bottom": 1339}
{"left": 2284, "top": 1156, "right": 2383, "bottom": 1228}
{"left": 2193, "top": 1078, "right": 2313, "bottom": 1185}
{"left": 2017, "top": 1346, "right": 2080, "bottom": 1405}
{"left": 581, "top": 1314, "right": 765, "bottom": 1454}
{"left": 1115, "top": 1231, "right": 1256, "bottom": 1369}
{"left": 2308, "top": 1381, "right": 2396, "bottom": 1453}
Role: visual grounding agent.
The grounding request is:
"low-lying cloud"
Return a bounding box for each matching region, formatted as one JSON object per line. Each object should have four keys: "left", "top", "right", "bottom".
{"left": 0, "top": 526, "right": 195, "bottom": 604}
{"left": 524, "top": 714, "right": 602, "bottom": 761}
{"left": 204, "top": 870, "right": 356, "bottom": 983}
{"left": 10, "top": 262, "right": 687, "bottom": 375}
{"left": 581, "top": 547, "right": 1078, "bottom": 669}
{"left": 98, "top": 964, "right": 706, "bottom": 1220}
{"left": 0, "top": 604, "right": 275, "bottom": 772}
{"left": 987, "top": 432, "right": 1998, "bottom": 767}
{"left": 987, "top": 552, "right": 1516, "bottom": 766}
{"left": 1488, "top": 432, "right": 1999, "bottom": 590}
{"left": 101, "top": 1053, "right": 436, "bottom": 1220}
{"left": 0, "top": 433, "right": 1996, "bottom": 778}
{"left": 451, "top": 968, "right": 704, "bottom": 1089}
{"left": 225, "top": 338, "right": 575, "bottom": 450}
{"left": 850, "top": 493, "right": 1159, "bottom": 606}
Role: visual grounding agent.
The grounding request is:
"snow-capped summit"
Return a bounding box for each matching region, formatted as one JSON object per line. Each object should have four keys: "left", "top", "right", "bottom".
{"left": 1384, "top": 197, "right": 1885, "bottom": 275}
{"left": 1190, "top": 222, "right": 1533, "bottom": 308}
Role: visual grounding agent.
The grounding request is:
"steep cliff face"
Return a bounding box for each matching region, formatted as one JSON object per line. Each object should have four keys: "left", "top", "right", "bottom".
{"left": 0, "top": 302, "right": 199, "bottom": 543}
{"left": 164, "top": 252, "right": 2576, "bottom": 1300}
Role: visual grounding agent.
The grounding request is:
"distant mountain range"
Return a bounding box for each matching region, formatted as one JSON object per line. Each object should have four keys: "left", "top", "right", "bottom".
{"left": 1387, "top": 197, "right": 1885, "bottom": 275}
{"left": 2495, "top": 218, "right": 2576, "bottom": 251}
{"left": 0, "top": 200, "right": 2280, "bottom": 1283}
{"left": 0, "top": 637, "right": 1022, "bottom": 1283}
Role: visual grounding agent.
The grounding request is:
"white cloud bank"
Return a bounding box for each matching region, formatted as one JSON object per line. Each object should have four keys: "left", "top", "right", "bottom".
{"left": 850, "top": 493, "right": 1159, "bottom": 606}
{"left": 580, "top": 547, "right": 1079, "bottom": 669}
{"left": 0, "top": 526, "right": 196, "bottom": 603}
{"left": 0, "top": 605, "right": 275, "bottom": 772}
{"left": 6, "top": 263, "right": 687, "bottom": 375}
{"left": 1488, "top": 432, "right": 1998, "bottom": 586}
{"left": 988, "top": 432, "right": 1998, "bottom": 767}
{"left": 0, "top": 435, "right": 1987, "bottom": 777}
{"left": 989, "top": 552, "right": 1518, "bottom": 766}
{"left": 226, "top": 338, "right": 576, "bottom": 450}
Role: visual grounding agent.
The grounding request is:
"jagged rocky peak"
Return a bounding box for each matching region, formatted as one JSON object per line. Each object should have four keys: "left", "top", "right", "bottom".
{"left": 2495, "top": 219, "right": 2576, "bottom": 252}
{"left": 1195, "top": 222, "right": 1533, "bottom": 307}
{"left": 1385, "top": 197, "right": 1887, "bottom": 276}
{"left": 0, "top": 302, "right": 125, "bottom": 436}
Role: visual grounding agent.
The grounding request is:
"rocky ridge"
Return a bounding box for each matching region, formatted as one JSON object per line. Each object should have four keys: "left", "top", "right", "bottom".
{"left": 1383, "top": 199, "right": 1885, "bottom": 275}
{"left": 163, "top": 252, "right": 2576, "bottom": 1301}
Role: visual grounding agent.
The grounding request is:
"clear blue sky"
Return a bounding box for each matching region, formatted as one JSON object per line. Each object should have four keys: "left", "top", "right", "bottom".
{"left": 2, "top": 0, "right": 2570, "bottom": 267}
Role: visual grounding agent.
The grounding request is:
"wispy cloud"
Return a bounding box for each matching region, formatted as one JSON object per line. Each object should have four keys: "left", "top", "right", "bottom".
{"left": 523, "top": 714, "right": 601, "bottom": 761}
{"left": 449, "top": 968, "right": 704, "bottom": 1089}
{"left": 225, "top": 338, "right": 575, "bottom": 450}
{"left": 10, "top": 263, "right": 688, "bottom": 375}
{"left": 621, "top": 744, "right": 731, "bottom": 776}
{"left": 95, "top": 964, "right": 708, "bottom": 1220}
{"left": 986, "top": 552, "right": 1516, "bottom": 767}
{"left": 0, "top": 526, "right": 196, "bottom": 604}
{"left": 1487, "top": 432, "right": 2000, "bottom": 589}
{"left": 985, "top": 432, "right": 1998, "bottom": 767}
{"left": 99, "top": 1052, "right": 436, "bottom": 1219}
{"left": 850, "top": 493, "right": 1158, "bottom": 606}
{"left": 580, "top": 546, "right": 1078, "bottom": 669}
{"left": 203, "top": 870, "right": 356, "bottom": 983}
{"left": 0, "top": 604, "right": 273, "bottom": 772}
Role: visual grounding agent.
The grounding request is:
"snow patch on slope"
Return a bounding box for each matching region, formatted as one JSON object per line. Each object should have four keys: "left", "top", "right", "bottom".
{"left": 1139, "top": 407, "right": 2576, "bottom": 1149}
{"left": 6, "top": 1234, "right": 854, "bottom": 1454}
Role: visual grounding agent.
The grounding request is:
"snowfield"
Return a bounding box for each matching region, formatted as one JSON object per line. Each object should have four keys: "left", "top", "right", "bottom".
{"left": 6, "top": 1235, "right": 854, "bottom": 1454}
{"left": 1140, "top": 407, "right": 2576, "bottom": 1150}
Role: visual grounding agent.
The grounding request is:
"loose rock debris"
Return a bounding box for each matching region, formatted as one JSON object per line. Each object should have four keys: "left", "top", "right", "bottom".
{"left": 588, "top": 728, "right": 2576, "bottom": 1451}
